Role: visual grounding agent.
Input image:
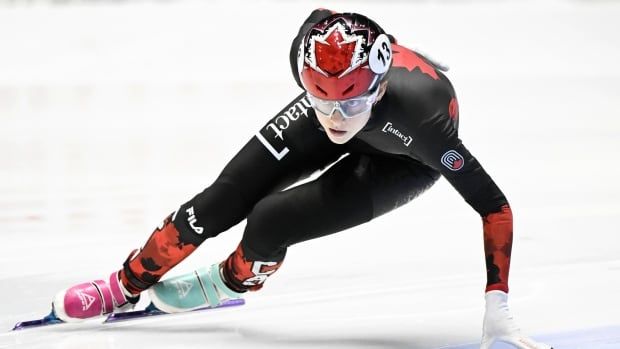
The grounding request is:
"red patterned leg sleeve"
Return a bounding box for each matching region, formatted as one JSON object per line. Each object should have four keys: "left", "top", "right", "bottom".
{"left": 119, "top": 213, "right": 197, "bottom": 294}
{"left": 221, "top": 243, "right": 283, "bottom": 292}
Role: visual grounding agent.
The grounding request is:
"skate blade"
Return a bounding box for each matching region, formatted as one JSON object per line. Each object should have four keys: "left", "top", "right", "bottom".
{"left": 103, "top": 298, "right": 245, "bottom": 324}
{"left": 12, "top": 309, "right": 64, "bottom": 331}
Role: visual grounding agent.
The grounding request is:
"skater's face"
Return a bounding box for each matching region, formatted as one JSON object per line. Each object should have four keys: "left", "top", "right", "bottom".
{"left": 312, "top": 81, "right": 388, "bottom": 144}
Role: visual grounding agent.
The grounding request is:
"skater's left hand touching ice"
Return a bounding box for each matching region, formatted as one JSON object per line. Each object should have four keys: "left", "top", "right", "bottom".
{"left": 481, "top": 291, "right": 553, "bottom": 349}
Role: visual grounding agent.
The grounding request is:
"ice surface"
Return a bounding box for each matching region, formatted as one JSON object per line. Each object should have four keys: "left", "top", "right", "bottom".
{"left": 0, "top": 1, "right": 619, "bottom": 348}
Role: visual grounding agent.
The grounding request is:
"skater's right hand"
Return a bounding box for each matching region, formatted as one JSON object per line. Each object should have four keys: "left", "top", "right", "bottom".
{"left": 481, "top": 291, "right": 553, "bottom": 349}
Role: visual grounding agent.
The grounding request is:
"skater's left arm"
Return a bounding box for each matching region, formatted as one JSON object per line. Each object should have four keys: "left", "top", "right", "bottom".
{"left": 407, "top": 88, "right": 511, "bottom": 293}
{"left": 408, "top": 85, "right": 552, "bottom": 349}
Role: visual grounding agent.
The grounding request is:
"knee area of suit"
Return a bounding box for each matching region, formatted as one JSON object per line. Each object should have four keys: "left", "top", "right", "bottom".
{"left": 243, "top": 199, "right": 290, "bottom": 251}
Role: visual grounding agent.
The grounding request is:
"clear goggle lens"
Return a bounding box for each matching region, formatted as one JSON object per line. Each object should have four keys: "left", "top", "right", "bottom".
{"left": 307, "top": 87, "right": 379, "bottom": 119}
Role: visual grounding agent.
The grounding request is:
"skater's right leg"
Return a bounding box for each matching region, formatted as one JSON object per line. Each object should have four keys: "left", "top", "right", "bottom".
{"left": 52, "top": 94, "right": 344, "bottom": 321}
{"left": 212, "top": 153, "right": 441, "bottom": 296}
{"left": 146, "top": 153, "right": 440, "bottom": 314}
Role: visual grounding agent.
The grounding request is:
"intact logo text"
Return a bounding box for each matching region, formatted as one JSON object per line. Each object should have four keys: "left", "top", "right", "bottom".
{"left": 382, "top": 122, "right": 413, "bottom": 147}
{"left": 257, "top": 97, "right": 312, "bottom": 161}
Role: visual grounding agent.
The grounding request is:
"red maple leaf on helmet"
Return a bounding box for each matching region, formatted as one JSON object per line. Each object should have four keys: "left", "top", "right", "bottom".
{"left": 392, "top": 44, "right": 439, "bottom": 80}
{"left": 315, "top": 29, "right": 357, "bottom": 76}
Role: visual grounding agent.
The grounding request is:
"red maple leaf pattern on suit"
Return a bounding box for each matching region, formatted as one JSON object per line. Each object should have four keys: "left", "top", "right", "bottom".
{"left": 449, "top": 97, "right": 459, "bottom": 120}
{"left": 392, "top": 44, "right": 439, "bottom": 80}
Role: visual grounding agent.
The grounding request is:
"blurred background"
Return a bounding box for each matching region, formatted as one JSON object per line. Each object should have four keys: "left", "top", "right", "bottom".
{"left": 1, "top": 0, "right": 619, "bottom": 348}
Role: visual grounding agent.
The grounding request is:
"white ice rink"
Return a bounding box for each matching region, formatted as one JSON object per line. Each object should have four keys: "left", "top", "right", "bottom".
{"left": 1, "top": 0, "right": 619, "bottom": 348}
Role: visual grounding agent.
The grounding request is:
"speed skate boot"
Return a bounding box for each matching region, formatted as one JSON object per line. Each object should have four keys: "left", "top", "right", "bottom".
{"left": 148, "top": 243, "right": 283, "bottom": 313}
{"left": 148, "top": 263, "right": 244, "bottom": 313}
{"left": 52, "top": 271, "right": 139, "bottom": 322}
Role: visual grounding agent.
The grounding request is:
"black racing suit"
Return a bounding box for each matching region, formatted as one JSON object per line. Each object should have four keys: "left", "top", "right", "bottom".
{"left": 121, "top": 9, "right": 512, "bottom": 295}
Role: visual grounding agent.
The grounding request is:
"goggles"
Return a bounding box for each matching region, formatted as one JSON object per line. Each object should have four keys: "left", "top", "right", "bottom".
{"left": 307, "top": 87, "right": 380, "bottom": 119}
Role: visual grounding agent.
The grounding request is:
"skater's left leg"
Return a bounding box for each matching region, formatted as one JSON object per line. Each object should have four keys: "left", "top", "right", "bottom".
{"left": 219, "top": 153, "right": 441, "bottom": 292}
{"left": 52, "top": 94, "right": 345, "bottom": 320}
